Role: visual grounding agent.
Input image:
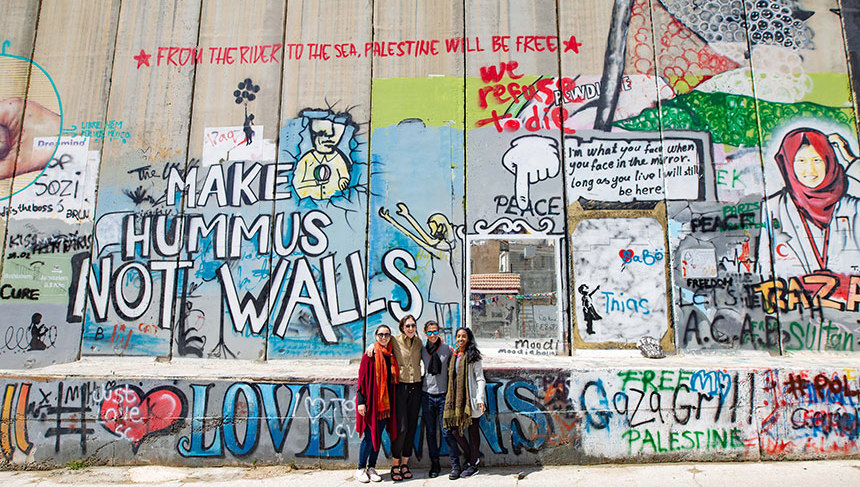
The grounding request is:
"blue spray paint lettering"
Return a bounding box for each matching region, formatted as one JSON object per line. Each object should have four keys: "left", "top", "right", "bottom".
{"left": 222, "top": 382, "right": 260, "bottom": 456}
{"left": 580, "top": 379, "right": 610, "bottom": 432}
{"left": 177, "top": 383, "right": 223, "bottom": 457}
{"left": 504, "top": 380, "right": 548, "bottom": 454}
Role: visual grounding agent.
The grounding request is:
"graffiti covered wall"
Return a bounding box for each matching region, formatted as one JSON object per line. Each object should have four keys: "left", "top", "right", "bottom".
{"left": 0, "top": 0, "right": 859, "bottom": 366}
{"left": 0, "top": 366, "right": 856, "bottom": 466}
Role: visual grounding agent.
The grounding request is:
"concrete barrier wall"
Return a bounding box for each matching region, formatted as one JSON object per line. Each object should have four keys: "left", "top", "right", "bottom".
{"left": 0, "top": 366, "right": 857, "bottom": 467}
{"left": 3, "top": 0, "right": 860, "bottom": 469}
{"left": 0, "top": 0, "right": 858, "bottom": 372}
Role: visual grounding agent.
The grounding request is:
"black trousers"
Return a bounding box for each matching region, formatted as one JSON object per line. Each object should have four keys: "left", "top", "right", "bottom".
{"left": 450, "top": 421, "right": 480, "bottom": 466}
{"left": 390, "top": 382, "right": 422, "bottom": 458}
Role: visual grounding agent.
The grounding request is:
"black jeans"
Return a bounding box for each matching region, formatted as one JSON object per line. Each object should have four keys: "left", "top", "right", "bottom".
{"left": 422, "top": 392, "right": 459, "bottom": 464}
{"left": 391, "top": 382, "right": 422, "bottom": 458}
{"left": 450, "top": 421, "right": 481, "bottom": 466}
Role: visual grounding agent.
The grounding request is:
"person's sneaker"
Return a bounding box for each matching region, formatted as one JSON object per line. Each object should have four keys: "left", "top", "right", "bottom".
{"left": 460, "top": 463, "right": 479, "bottom": 477}
{"left": 429, "top": 460, "right": 441, "bottom": 478}
{"left": 449, "top": 463, "right": 461, "bottom": 480}
{"left": 355, "top": 468, "right": 370, "bottom": 483}
{"left": 366, "top": 467, "right": 382, "bottom": 482}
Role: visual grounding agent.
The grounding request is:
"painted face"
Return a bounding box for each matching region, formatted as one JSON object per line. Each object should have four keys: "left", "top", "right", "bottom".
{"left": 403, "top": 318, "right": 417, "bottom": 338}
{"left": 427, "top": 215, "right": 452, "bottom": 241}
{"left": 456, "top": 329, "right": 469, "bottom": 350}
{"left": 425, "top": 325, "right": 440, "bottom": 344}
{"left": 430, "top": 221, "right": 445, "bottom": 240}
{"left": 310, "top": 119, "right": 345, "bottom": 154}
{"left": 793, "top": 144, "right": 827, "bottom": 188}
{"left": 376, "top": 327, "right": 391, "bottom": 346}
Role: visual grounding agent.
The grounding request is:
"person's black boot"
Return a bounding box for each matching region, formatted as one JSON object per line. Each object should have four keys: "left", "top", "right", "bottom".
{"left": 449, "top": 460, "right": 461, "bottom": 480}
{"left": 429, "top": 460, "right": 441, "bottom": 478}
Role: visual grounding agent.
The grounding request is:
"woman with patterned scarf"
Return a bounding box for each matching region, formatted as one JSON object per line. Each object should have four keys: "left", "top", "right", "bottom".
{"left": 365, "top": 315, "right": 423, "bottom": 481}
{"left": 355, "top": 324, "right": 399, "bottom": 483}
{"left": 443, "top": 327, "right": 486, "bottom": 478}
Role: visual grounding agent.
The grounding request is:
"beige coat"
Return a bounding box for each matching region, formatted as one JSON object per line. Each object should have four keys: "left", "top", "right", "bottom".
{"left": 392, "top": 334, "right": 422, "bottom": 384}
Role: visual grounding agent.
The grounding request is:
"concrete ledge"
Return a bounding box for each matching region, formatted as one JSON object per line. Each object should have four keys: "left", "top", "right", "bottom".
{"left": 0, "top": 354, "right": 857, "bottom": 468}
{"left": 3, "top": 351, "right": 858, "bottom": 380}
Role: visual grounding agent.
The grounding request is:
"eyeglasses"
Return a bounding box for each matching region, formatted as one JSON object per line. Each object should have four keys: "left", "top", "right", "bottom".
{"left": 376, "top": 333, "right": 391, "bottom": 337}
{"left": 426, "top": 331, "right": 439, "bottom": 336}
{"left": 404, "top": 324, "right": 417, "bottom": 328}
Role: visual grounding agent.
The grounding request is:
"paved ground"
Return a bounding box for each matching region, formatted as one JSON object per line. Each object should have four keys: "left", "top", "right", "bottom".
{"left": 1, "top": 460, "right": 858, "bottom": 486}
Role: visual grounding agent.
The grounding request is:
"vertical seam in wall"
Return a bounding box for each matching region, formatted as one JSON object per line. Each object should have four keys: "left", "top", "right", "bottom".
{"left": 554, "top": 0, "right": 571, "bottom": 356}
{"left": 741, "top": 0, "right": 782, "bottom": 362}
{"left": 560, "top": 0, "right": 582, "bottom": 353}
{"left": 363, "top": 0, "right": 377, "bottom": 352}
{"left": 644, "top": 0, "right": 676, "bottom": 352}
{"left": 161, "top": 0, "right": 203, "bottom": 362}
{"left": 81, "top": 0, "right": 123, "bottom": 360}
{"left": 461, "top": 0, "right": 466, "bottom": 333}
{"left": 168, "top": 0, "right": 206, "bottom": 361}
{"left": 261, "top": 0, "right": 291, "bottom": 362}
{"left": 73, "top": 0, "right": 123, "bottom": 361}
{"left": 97, "top": 0, "right": 123, "bottom": 154}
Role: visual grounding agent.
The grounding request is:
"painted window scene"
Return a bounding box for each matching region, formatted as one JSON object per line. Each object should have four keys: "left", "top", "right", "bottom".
{"left": 469, "top": 238, "right": 562, "bottom": 355}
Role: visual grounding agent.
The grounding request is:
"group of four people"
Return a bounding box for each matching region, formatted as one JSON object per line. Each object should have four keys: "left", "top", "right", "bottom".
{"left": 355, "top": 316, "right": 486, "bottom": 482}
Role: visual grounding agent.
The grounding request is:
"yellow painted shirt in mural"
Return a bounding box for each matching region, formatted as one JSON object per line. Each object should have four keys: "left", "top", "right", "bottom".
{"left": 293, "top": 150, "right": 349, "bottom": 200}
{"left": 392, "top": 334, "right": 423, "bottom": 384}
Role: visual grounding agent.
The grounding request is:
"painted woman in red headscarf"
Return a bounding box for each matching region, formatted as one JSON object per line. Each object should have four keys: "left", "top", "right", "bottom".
{"left": 764, "top": 128, "right": 860, "bottom": 275}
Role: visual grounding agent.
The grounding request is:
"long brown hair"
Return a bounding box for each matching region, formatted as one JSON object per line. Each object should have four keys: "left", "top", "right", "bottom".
{"left": 398, "top": 314, "right": 416, "bottom": 333}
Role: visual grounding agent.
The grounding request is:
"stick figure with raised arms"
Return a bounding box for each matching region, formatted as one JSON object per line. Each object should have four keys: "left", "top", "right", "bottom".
{"left": 379, "top": 202, "right": 460, "bottom": 330}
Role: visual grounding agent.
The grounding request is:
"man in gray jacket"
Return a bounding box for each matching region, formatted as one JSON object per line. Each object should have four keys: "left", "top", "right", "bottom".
{"left": 420, "top": 321, "right": 461, "bottom": 478}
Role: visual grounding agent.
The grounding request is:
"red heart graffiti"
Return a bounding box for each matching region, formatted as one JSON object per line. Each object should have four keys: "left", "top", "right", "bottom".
{"left": 619, "top": 249, "right": 634, "bottom": 263}
{"left": 100, "top": 385, "right": 186, "bottom": 452}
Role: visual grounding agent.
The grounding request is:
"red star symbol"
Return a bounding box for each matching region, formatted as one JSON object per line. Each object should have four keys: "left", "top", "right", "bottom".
{"left": 133, "top": 49, "right": 151, "bottom": 69}
{"left": 563, "top": 35, "right": 582, "bottom": 54}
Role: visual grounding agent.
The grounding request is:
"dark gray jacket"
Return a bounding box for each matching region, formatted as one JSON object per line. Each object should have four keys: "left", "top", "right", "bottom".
{"left": 421, "top": 342, "right": 453, "bottom": 394}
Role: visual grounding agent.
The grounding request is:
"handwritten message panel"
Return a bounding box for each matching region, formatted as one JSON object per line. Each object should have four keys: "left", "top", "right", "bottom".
{"left": 565, "top": 131, "right": 713, "bottom": 203}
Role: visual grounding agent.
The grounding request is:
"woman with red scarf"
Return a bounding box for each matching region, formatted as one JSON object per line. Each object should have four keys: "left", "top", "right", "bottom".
{"left": 765, "top": 127, "right": 860, "bottom": 275}
{"left": 355, "top": 325, "right": 399, "bottom": 483}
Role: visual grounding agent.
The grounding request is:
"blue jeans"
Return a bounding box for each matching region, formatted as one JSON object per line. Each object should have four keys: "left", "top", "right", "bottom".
{"left": 422, "top": 392, "right": 459, "bottom": 464}
{"left": 358, "top": 418, "right": 385, "bottom": 469}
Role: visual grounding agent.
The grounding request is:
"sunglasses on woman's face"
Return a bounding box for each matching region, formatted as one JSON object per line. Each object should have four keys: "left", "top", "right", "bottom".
{"left": 425, "top": 330, "right": 439, "bottom": 336}
{"left": 377, "top": 332, "right": 391, "bottom": 337}
{"left": 404, "top": 324, "right": 416, "bottom": 328}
